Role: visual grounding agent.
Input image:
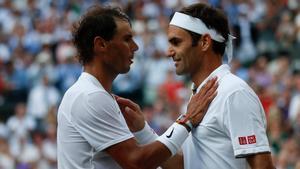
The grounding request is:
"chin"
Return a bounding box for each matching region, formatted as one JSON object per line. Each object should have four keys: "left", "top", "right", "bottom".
{"left": 120, "top": 67, "right": 131, "bottom": 74}
{"left": 175, "top": 69, "right": 184, "bottom": 75}
{"left": 175, "top": 70, "right": 184, "bottom": 75}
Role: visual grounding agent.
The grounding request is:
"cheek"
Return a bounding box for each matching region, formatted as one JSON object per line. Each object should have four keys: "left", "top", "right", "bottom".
{"left": 117, "top": 44, "right": 131, "bottom": 57}
{"left": 181, "top": 49, "right": 193, "bottom": 66}
{"left": 182, "top": 51, "right": 198, "bottom": 74}
{"left": 110, "top": 43, "right": 128, "bottom": 58}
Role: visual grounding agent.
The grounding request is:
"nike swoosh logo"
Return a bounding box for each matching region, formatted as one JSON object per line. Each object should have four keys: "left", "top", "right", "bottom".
{"left": 166, "top": 128, "right": 174, "bottom": 138}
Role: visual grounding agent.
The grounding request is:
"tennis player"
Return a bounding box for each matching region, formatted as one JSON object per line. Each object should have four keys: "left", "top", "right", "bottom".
{"left": 119, "top": 3, "right": 275, "bottom": 169}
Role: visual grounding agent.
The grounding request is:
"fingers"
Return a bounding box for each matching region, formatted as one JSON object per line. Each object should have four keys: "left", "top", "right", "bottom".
{"left": 194, "top": 76, "right": 218, "bottom": 98}
{"left": 112, "top": 94, "right": 120, "bottom": 100}
{"left": 204, "top": 81, "right": 219, "bottom": 101}
{"left": 116, "top": 97, "right": 140, "bottom": 112}
{"left": 123, "top": 106, "right": 134, "bottom": 118}
{"left": 187, "top": 77, "right": 219, "bottom": 126}
{"left": 191, "top": 91, "right": 217, "bottom": 126}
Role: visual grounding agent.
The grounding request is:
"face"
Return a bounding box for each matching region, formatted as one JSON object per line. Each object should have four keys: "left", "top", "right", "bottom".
{"left": 104, "top": 19, "right": 138, "bottom": 74}
{"left": 167, "top": 25, "right": 201, "bottom": 76}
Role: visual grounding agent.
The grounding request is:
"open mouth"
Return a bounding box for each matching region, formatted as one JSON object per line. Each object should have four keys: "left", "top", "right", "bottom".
{"left": 173, "top": 59, "right": 181, "bottom": 66}
{"left": 129, "top": 58, "right": 134, "bottom": 64}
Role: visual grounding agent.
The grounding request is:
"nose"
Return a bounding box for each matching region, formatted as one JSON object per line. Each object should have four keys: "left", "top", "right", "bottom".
{"left": 166, "top": 47, "right": 175, "bottom": 58}
{"left": 131, "top": 40, "right": 139, "bottom": 52}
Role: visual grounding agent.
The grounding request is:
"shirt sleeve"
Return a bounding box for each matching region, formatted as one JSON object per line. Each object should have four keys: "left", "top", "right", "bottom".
{"left": 224, "top": 89, "right": 271, "bottom": 158}
{"left": 71, "top": 91, "right": 133, "bottom": 152}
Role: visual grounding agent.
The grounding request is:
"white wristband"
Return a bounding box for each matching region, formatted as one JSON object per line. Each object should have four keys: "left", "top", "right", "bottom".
{"left": 133, "top": 122, "right": 158, "bottom": 145}
{"left": 156, "top": 123, "right": 189, "bottom": 156}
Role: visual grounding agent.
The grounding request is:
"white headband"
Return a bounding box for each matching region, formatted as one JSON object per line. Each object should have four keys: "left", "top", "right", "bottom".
{"left": 170, "top": 12, "right": 235, "bottom": 62}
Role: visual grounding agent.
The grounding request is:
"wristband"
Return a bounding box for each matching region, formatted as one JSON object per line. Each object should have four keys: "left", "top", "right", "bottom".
{"left": 133, "top": 122, "right": 158, "bottom": 145}
{"left": 156, "top": 123, "right": 189, "bottom": 156}
{"left": 176, "top": 114, "right": 193, "bottom": 132}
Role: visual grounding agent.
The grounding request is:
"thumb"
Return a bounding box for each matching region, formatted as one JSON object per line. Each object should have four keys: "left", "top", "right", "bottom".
{"left": 125, "top": 106, "right": 130, "bottom": 113}
{"left": 124, "top": 106, "right": 138, "bottom": 119}
{"left": 125, "top": 106, "right": 134, "bottom": 114}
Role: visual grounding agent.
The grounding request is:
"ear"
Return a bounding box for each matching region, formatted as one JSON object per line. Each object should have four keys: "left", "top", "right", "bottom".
{"left": 94, "top": 36, "right": 107, "bottom": 53}
{"left": 200, "top": 34, "right": 212, "bottom": 51}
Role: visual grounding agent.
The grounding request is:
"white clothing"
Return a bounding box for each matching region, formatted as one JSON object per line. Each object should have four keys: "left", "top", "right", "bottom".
{"left": 57, "top": 72, "right": 133, "bottom": 169}
{"left": 6, "top": 115, "right": 36, "bottom": 139}
{"left": 183, "top": 64, "right": 270, "bottom": 169}
{"left": 289, "top": 94, "right": 300, "bottom": 122}
{"left": 27, "top": 83, "right": 60, "bottom": 119}
{"left": 0, "top": 154, "right": 15, "bottom": 169}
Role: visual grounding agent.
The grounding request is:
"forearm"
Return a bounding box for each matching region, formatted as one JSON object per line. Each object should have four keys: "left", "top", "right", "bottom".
{"left": 106, "top": 122, "right": 189, "bottom": 169}
{"left": 106, "top": 138, "right": 171, "bottom": 169}
{"left": 134, "top": 122, "right": 188, "bottom": 169}
{"left": 130, "top": 141, "right": 173, "bottom": 169}
{"left": 246, "top": 153, "right": 275, "bottom": 169}
{"left": 160, "top": 153, "right": 183, "bottom": 169}
{"left": 131, "top": 122, "right": 184, "bottom": 169}
{"left": 129, "top": 142, "right": 184, "bottom": 169}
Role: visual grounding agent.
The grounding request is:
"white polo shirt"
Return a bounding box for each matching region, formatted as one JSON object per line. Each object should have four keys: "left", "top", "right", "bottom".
{"left": 57, "top": 72, "right": 133, "bottom": 169}
{"left": 182, "top": 64, "right": 270, "bottom": 169}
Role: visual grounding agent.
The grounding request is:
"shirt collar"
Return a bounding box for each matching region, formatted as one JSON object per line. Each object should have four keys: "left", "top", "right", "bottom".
{"left": 80, "top": 72, "right": 104, "bottom": 89}
{"left": 192, "top": 64, "right": 231, "bottom": 94}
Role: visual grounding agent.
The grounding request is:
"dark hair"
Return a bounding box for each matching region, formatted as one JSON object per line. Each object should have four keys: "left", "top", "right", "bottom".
{"left": 178, "top": 3, "right": 229, "bottom": 55}
{"left": 72, "top": 5, "right": 130, "bottom": 65}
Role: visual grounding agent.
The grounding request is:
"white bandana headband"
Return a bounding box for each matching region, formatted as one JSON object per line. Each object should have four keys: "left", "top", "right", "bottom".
{"left": 170, "top": 12, "right": 235, "bottom": 62}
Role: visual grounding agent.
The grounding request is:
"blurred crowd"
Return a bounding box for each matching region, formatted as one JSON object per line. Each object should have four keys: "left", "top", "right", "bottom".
{"left": 0, "top": 0, "right": 299, "bottom": 169}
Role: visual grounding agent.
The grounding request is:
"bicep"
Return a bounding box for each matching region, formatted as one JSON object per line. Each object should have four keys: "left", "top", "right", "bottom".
{"left": 72, "top": 92, "right": 133, "bottom": 150}
{"left": 246, "top": 153, "right": 275, "bottom": 169}
{"left": 105, "top": 138, "right": 172, "bottom": 169}
{"left": 224, "top": 90, "right": 270, "bottom": 157}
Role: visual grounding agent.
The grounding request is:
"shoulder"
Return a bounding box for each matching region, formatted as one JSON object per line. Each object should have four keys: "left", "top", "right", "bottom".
{"left": 61, "top": 79, "right": 118, "bottom": 122}
{"left": 219, "top": 73, "right": 255, "bottom": 97}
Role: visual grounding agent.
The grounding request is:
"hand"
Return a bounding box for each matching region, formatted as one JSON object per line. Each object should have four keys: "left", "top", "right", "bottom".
{"left": 114, "top": 95, "right": 145, "bottom": 132}
{"left": 186, "top": 77, "right": 218, "bottom": 127}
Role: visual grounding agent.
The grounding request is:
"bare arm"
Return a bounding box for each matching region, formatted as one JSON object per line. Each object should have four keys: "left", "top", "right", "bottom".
{"left": 160, "top": 152, "right": 184, "bottom": 169}
{"left": 106, "top": 137, "right": 184, "bottom": 169}
{"left": 106, "top": 138, "right": 172, "bottom": 169}
{"left": 116, "top": 77, "right": 218, "bottom": 132}
{"left": 246, "top": 153, "right": 275, "bottom": 169}
{"left": 109, "top": 77, "right": 218, "bottom": 169}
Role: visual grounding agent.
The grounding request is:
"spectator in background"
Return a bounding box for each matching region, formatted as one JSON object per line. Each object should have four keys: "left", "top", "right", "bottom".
{"left": 113, "top": 55, "right": 144, "bottom": 106}
{"left": 158, "top": 69, "right": 185, "bottom": 106}
{"left": 275, "top": 10, "right": 296, "bottom": 51}
{"left": 143, "top": 49, "right": 173, "bottom": 105}
{"left": 249, "top": 54, "right": 272, "bottom": 88}
{"left": 55, "top": 40, "right": 81, "bottom": 94}
{"left": 26, "top": 48, "right": 57, "bottom": 88}
{"left": 230, "top": 58, "right": 249, "bottom": 81}
{"left": 42, "top": 124, "right": 57, "bottom": 169}
{"left": 0, "top": 122, "right": 14, "bottom": 169}
{"left": 289, "top": 71, "right": 300, "bottom": 122}
{"left": 233, "top": 2, "right": 258, "bottom": 64}
{"left": 6, "top": 102, "right": 36, "bottom": 143}
{"left": 0, "top": 136, "right": 14, "bottom": 169}
{"left": 27, "top": 75, "right": 60, "bottom": 132}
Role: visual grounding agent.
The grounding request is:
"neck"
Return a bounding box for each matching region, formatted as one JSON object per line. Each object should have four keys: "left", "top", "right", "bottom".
{"left": 83, "top": 62, "right": 117, "bottom": 93}
{"left": 191, "top": 53, "right": 222, "bottom": 88}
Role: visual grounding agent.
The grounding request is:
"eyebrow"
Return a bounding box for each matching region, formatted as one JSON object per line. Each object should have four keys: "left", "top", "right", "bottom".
{"left": 124, "top": 33, "right": 133, "bottom": 39}
{"left": 168, "top": 36, "right": 181, "bottom": 43}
